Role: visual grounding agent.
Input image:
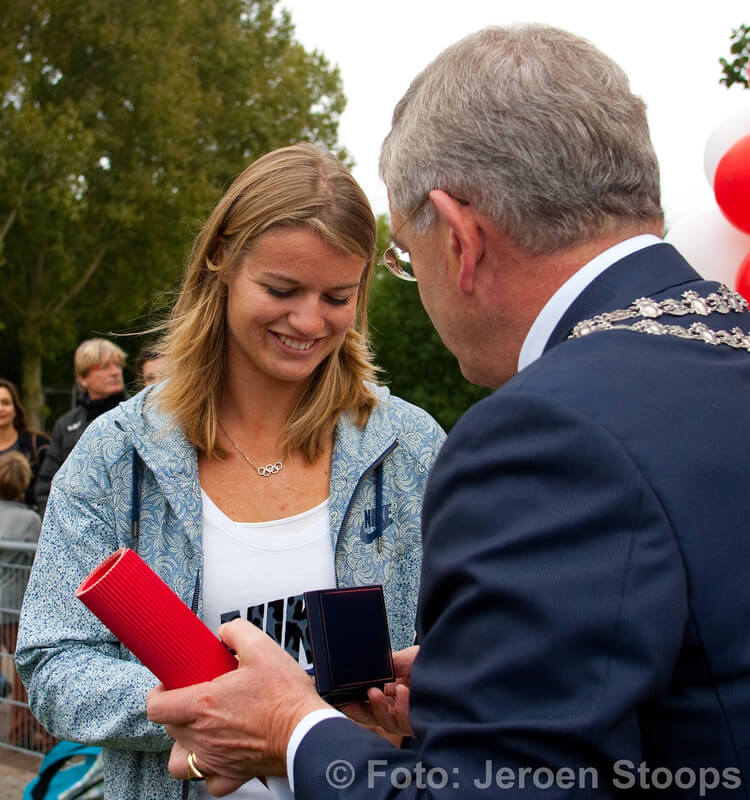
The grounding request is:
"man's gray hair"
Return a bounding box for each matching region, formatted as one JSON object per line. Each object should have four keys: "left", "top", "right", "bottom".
{"left": 380, "top": 24, "right": 663, "bottom": 252}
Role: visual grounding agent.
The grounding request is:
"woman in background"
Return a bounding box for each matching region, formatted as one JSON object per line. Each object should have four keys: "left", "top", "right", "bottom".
{"left": 17, "top": 143, "right": 444, "bottom": 800}
{"left": 0, "top": 378, "right": 50, "bottom": 511}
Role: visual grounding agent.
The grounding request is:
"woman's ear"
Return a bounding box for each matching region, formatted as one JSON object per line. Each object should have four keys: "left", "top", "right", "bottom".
{"left": 210, "top": 237, "right": 227, "bottom": 278}
{"left": 428, "top": 190, "right": 484, "bottom": 294}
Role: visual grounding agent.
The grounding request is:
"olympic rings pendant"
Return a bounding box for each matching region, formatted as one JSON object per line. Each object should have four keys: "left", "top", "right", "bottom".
{"left": 257, "top": 461, "right": 283, "bottom": 477}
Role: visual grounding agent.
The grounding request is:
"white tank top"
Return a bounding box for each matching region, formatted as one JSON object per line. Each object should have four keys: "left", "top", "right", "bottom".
{"left": 197, "top": 490, "right": 334, "bottom": 800}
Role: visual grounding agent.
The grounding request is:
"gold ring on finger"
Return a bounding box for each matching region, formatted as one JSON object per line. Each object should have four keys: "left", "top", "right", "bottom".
{"left": 186, "top": 751, "right": 206, "bottom": 781}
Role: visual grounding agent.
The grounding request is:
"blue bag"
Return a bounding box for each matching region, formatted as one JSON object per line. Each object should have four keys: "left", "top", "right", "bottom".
{"left": 23, "top": 740, "right": 103, "bottom": 800}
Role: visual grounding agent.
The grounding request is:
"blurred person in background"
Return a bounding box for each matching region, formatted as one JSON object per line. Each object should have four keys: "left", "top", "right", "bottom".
{"left": 0, "top": 451, "right": 41, "bottom": 553}
{"left": 35, "top": 338, "right": 127, "bottom": 514}
{"left": 0, "top": 378, "right": 50, "bottom": 511}
{"left": 0, "top": 450, "right": 46, "bottom": 748}
{"left": 135, "top": 345, "right": 166, "bottom": 388}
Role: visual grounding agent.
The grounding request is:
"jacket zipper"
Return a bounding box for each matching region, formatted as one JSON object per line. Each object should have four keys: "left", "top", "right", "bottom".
{"left": 334, "top": 440, "right": 399, "bottom": 585}
{"left": 181, "top": 571, "right": 201, "bottom": 799}
{"left": 130, "top": 445, "right": 192, "bottom": 800}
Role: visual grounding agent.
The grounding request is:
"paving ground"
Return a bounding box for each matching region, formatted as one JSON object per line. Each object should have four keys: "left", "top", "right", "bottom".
{"left": 0, "top": 748, "right": 42, "bottom": 799}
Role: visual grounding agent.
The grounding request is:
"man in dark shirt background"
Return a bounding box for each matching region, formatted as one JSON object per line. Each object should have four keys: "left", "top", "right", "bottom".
{"left": 36, "top": 338, "right": 127, "bottom": 514}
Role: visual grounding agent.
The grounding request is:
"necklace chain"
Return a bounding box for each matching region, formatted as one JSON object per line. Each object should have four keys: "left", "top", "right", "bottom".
{"left": 217, "top": 421, "right": 284, "bottom": 477}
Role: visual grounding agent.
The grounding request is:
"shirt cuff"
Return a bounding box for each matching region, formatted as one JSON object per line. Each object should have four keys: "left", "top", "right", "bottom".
{"left": 286, "top": 708, "right": 346, "bottom": 792}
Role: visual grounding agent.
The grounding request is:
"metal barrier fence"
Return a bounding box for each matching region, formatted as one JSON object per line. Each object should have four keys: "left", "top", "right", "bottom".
{"left": 0, "top": 541, "right": 56, "bottom": 756}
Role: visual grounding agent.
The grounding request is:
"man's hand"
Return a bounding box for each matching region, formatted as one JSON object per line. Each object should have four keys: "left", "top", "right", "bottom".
{"left": 147, "top": 618, "right": 330, "bottom": 785}
{"left": 168, "top": 740, "right": 248, "bottom": 797}
{"left": 339, "top": 645, "right": 417, "bottom": 736}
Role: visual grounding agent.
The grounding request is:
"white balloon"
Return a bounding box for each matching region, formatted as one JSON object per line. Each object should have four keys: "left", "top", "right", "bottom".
{"left": 704, "top": 106, "right": 750, "bottom": 187}
{"left": 664, "top": 205, "right": 750, "bottom": 285}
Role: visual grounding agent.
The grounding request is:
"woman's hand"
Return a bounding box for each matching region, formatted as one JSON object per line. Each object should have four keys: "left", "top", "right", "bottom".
{"left": 339, "top": 645, "right": 417, "bottom": 737}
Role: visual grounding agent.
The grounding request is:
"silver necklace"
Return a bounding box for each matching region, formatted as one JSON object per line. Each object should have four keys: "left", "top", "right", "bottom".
{"left": 217, "top": 421, "right": 284, "bottom": 477}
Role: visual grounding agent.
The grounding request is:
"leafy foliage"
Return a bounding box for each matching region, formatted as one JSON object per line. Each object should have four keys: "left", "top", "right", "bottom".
{"left": 720, "top": 24, "right": 750, "bottom": 89}
{"left": 0, "top": 0, "right": 345, "bottom": 426}
{"left": 368, "top": 215, "right": 490, "bottom": 431}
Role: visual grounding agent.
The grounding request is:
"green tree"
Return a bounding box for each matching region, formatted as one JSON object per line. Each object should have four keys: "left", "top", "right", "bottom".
{"left": 0, "top": 0, "right": 345, "bottom": 427}
{"left": 720, "top": 24, "right": 750, "bottom": 88}
{"left": 368, "top": 214, "right": 490, "bottom": 430}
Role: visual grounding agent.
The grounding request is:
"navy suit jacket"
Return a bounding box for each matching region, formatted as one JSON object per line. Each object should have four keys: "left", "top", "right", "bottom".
{"left": 295, "top": 244, "right": 750, "bottom": 797}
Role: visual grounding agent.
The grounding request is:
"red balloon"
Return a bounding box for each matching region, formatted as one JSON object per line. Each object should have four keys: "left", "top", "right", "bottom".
{"left": 714, "top": 134, "right": 750, "bottom": 235}
{"left": 736, "top": 251, "right": 750, "bottom": 303}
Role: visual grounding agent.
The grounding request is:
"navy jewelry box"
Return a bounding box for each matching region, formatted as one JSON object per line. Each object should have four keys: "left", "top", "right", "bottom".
{"left": 304, "top": 585, "right": 395, "bottom": 705}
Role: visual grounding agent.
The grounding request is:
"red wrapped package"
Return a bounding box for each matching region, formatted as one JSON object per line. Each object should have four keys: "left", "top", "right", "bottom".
{"left": 76, "top": 547, "right": 237, "bottom": 688}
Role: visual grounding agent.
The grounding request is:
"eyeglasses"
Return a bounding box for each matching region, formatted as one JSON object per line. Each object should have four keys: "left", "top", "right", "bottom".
{"left": 380, "top": 194, "right": 470, "bottom": 282}
{"left": 379, "top": 198, "right": 428, "bottom": 282}
{"left": 88, "top": 360, "right": 123, "bottom": 373}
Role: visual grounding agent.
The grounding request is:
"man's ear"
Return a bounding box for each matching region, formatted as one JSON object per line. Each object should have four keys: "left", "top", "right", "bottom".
{"left": 429, "top": 190, "right": 484, "bottom": 294}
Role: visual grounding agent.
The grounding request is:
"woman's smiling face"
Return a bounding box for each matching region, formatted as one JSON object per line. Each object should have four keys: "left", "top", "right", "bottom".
{"left": 222, "top": 227, "right": 366, "bottom": 388}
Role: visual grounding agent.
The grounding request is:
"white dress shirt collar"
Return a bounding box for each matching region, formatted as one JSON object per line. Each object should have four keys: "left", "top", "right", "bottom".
{"left": 517, "top": 234, "right": 663, "bottom": 372}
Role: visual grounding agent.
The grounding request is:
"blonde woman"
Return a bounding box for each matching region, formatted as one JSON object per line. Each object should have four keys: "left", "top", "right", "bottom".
{"left": 17, "top": 144, "right": 445, "bottom": 800}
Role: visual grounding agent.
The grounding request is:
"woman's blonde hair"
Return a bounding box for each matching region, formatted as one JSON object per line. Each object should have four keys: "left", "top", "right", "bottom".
{"left": 157, "top": 143, "right": 379, "bottom": 460}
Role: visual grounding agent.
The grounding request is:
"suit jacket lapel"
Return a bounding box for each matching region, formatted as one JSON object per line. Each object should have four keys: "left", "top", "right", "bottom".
{"left": 544, "top": 243, "right": 703, "bottom": 354}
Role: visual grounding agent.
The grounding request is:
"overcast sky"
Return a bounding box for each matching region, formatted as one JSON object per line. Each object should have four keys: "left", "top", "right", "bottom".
{"left": 279, "top": 0, "right": 749, "bottom": 229}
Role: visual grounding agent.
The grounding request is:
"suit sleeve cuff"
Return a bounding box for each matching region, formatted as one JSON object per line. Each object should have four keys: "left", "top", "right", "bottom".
{"left": 286, "top": 708, "right": 346, "bottom": 792}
